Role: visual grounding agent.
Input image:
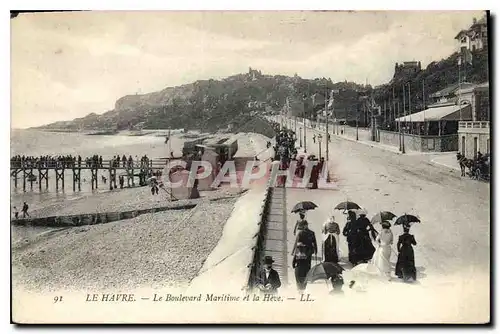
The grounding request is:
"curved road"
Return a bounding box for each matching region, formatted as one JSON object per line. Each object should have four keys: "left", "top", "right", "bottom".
{"left": 283, "top": 124, "right": 490, "bottom": 323}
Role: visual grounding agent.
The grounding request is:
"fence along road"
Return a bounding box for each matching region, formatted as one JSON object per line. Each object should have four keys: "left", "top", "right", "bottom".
{"left": 260, "top": 186, "right": 289, "bottom": 286}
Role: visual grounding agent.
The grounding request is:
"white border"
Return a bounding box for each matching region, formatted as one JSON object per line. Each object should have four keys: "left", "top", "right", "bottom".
{"left": 2, "top": 1, "right": 498, "bottom": 332}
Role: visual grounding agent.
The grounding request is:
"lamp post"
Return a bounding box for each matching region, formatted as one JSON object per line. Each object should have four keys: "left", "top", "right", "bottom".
{"left": 299, "top": 127, "right": 303, "bottom": 147}
{"left": 303, "top": 103, "right": 307, "bottom": 153}
{"left": 402, "top": 83, "right": 407, "bottom": 154}
{"left": 317, "top": 134, "right": 323, "bottom": 159}
{"left": 398, "top": 100, "right": 402, "bottom": 152}
{"left": 356, "top": 105, "right": 359, "bottom": 141}
{"left": 325, "top": 112, "right": 329, "bottom": 162}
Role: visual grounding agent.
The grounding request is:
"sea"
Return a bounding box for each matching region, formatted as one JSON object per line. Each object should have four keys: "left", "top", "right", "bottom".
{"left": 10, "top": 129, "right": 186, "bottom": 211}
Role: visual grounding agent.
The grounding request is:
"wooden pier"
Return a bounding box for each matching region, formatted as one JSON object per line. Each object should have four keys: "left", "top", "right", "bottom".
{"left": 10, "top": 160, "right": 167, "bottom": 192}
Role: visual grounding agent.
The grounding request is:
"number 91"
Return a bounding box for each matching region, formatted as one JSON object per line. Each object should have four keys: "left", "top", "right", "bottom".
{"left": 53, "top": 296, "right": 63, "bottom": 303}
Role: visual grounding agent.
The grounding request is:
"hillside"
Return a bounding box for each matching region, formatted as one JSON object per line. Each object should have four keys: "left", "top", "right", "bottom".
{"left": 373, "top": 49, "right": 489, "bottom": 115}
{"left": 35, "top": 47, "right": 489, "bottom": 133}
{"left": 34, "top": 68, "right": 370, "bottom": 133}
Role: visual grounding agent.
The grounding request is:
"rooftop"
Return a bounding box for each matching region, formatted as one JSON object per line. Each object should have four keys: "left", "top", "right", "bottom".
{"left": 429, "top": 82, "right": 475, "bottom": 98}
{"left": 456, "top": 82, "right": 489, "bottom": 94}
{"left": 427, "top": 97, "right": 458, "bottom": 108}
{"left": 455, "top": 15, "right": 487, "bottom": 39}
{"left": 454, "top": 29, "right": 469, "bottom": 40}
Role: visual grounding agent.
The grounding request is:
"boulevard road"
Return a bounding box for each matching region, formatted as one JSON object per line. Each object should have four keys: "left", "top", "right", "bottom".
{"left": 283, "top": 126, "right": 490, "bottom": 323}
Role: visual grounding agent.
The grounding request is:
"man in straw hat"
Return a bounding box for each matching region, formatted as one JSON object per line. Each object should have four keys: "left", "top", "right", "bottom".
{"left": 257, "top": 256, "right": 282, "bottom": 294}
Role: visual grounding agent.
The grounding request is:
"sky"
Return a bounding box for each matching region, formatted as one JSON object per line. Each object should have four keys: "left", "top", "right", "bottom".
{"left": 11, "top": 10, "right": 486, "bottom": 129}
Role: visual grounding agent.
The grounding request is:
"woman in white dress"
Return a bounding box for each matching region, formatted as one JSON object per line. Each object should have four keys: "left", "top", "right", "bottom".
{"left": 371, "top": 221, "right": 393, "bottom": 278}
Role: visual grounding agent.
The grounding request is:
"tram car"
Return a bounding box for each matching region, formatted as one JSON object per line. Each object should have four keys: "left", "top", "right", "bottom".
{"left": 182, "top": 136, "right": 211, "bottom": 157}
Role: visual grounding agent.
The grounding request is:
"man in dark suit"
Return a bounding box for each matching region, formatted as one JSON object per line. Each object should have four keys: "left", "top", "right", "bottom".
{"left": 302, "top": 222, "right": 318, "bottom": 267}
{"left": 257, "top": 256, "right": 281, "bottom": 294}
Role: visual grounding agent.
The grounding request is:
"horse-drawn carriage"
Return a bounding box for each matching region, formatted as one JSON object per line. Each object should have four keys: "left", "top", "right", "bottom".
{"left": 457, "top": 152, "right": 490, "bottom": 181}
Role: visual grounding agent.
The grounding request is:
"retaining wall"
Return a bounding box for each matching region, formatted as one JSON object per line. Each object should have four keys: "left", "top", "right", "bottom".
{"left": 11, "top": 203, "right": 198, "bottom": 228}
{"left": 245, "top": 178, "right": 273, "bottom": 290}
{"left": 379, "top": 130, "right": 458, "bottom": 152}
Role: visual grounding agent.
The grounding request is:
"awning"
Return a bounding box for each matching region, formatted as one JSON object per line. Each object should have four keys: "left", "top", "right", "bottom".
{"left": 395, "top": 104, "right": 472, "bottom": 123}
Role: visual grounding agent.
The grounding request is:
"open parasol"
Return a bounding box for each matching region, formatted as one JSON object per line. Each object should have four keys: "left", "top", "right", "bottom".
{"left": 291, "top": 201, "right": 318, "bottom": 213}
{"left": 394, "top": 214, "right": 421, "bottom": 226}
{"left": 306, "top": 262, "right": 345, "bottom": 283}
{"left": 371, "top": 211, "right": 397, "bottom": 225}
{"left": 334, "top": 201, "right": 361, "bottom": 211}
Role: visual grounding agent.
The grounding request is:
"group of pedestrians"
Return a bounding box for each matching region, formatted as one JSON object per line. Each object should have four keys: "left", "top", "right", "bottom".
{"left": 342, "top": 209, "right": 379, "bottom": 266}
{"left": 11, "top": 155, "right": 84, "bottom": 169}
{"left": 343, "top": 209, "right": 417, "bottom": 282}
{"left": 110, "top": 154, "right": 151, "bottom": 168}
{"left": 293, "top": 155, "right": 325, "bottom": 189}
{"left": 272, "top": 129, "right": 326, "bottom": 189}
{"left": 11, "top": 154, "right": 153, "bottom": 169}
{"left": 288, "top": 208, "right": 418, "bottom": 293}
{"left": 312, "top": 133, "right": 331, "bottom": 144}
{"left": 12, "top": 202, "right": 30, "bottom": 219}
{"left": 273, "top": 129, "right": 297, "bottom": 165}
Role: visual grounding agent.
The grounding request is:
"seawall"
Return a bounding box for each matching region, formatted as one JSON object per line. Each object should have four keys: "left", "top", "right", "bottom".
{"left": 11, "top": 203, "right": 198, "bottom": 228}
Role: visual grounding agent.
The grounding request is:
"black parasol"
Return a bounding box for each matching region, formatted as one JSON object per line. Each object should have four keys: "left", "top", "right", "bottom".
{"left": 334, "top": 201, "right": 361, "bottom": 211}
{"left": 306, "top": 262, "right": 345, "bottom": 283}
{"left": 394, "top": 214, "right": 421, "bottom": 226}
{"left": 291, "top": 201, "right": 318, "bottom": 213}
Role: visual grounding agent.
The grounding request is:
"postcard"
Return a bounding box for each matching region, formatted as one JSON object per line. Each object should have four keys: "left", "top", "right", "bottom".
{"left": 10, "top": 10, "right": 491, "bottom": 324}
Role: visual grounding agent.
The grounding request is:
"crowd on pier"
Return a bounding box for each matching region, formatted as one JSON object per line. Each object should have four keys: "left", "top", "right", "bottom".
{"left": 10, "top": 154, "right": 153, "bottom": 169}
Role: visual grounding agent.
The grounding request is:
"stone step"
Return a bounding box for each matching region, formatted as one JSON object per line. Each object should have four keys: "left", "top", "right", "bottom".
{"left": 264, "top": 230, "right": 284, "bottom": 240}
{"left": 267, "top": 222, "right": 284, "bottom": 230}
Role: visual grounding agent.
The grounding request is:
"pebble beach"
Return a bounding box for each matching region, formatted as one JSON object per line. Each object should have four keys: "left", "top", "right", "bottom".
{"left": 12, "top": 197, "right": 238, "bottom": 292}
{"left": 11, "top": 130, "right": 272, "bottom": 292}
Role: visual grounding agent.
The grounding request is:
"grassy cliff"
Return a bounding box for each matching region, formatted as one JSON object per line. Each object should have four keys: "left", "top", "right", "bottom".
{"left": 35, "top": 47, "right": 489, "bottom": 133}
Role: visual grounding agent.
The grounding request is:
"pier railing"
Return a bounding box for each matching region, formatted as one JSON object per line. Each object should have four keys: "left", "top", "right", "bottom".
{"left": 245, "top": 167, "right": 274, "bottom": 291}
{"left": 10, "top": 159, "right": 170, "bottom": 192}
{"left": 10, "top": 159, "right": 167, "bottom": 170}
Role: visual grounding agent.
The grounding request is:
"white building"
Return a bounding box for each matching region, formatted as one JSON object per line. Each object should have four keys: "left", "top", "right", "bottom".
{"left": 457, "top": 82, "right": 490, "bottom": 158}
{"left": 454, "top": 16, "right": 488, "bottom": 53}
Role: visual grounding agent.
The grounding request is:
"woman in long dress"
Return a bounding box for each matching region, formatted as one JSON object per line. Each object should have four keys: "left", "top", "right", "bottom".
{"left": 371, "top": 221, "right": 393, "bottom": 278}
{"left": 351, "top": 210, "right": 377, "bottom": 264}
{"left": 395, "top": 226, "right": 417, "bottom": 281}
{"left": 322, "top": 216, "right": 340, "bottom": 263}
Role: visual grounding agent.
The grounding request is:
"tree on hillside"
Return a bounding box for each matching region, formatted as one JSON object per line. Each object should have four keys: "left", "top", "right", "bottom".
{"left": 36, "top": 49, "right": 489, "bottom": 133}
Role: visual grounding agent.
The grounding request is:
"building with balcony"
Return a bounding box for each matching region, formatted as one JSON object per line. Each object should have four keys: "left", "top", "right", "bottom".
{"left": 458, "top": 121, "right": 490, "bottom": 158}
{"left": 457, "top": 82, "right": 490, "bottom": 158}
{"left": 454, "top": 15, "right": 488, "bottom": 53}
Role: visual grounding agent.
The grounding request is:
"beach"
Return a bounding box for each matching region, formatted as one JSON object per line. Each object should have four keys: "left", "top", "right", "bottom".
{"left": 11, "top": 130, "right": 272, "bottom": 292}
